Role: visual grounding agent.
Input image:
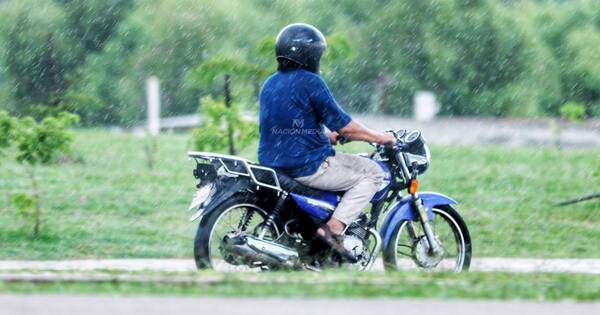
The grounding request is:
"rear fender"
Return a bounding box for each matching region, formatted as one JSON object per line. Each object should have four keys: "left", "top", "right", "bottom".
{"left": 380, "top": 192, "right": 457, "bottom": 249}
{"left": 189, "top": 177, "right": 254, "bottom": 222}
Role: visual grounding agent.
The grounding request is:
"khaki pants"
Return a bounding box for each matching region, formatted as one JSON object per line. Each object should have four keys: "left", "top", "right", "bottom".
{"left": 295, "top": 152, "right": 385, "bottom": 225}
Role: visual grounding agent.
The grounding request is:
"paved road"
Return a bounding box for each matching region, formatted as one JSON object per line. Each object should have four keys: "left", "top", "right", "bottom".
{"left": 2, "top": 257, "right": 600, "bottom": 274}
{"left": 1, "top": 295, "right": 598, "bottom": 315}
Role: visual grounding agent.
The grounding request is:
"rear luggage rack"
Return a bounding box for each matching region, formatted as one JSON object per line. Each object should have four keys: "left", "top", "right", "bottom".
{"left": 188, "top": 151, "right": 281, "bottom": 191}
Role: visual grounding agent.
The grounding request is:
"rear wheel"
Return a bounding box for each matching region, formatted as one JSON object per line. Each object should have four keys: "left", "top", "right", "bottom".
{"left": 194, "top": 194, "right": 277, "bottom": 271}
{"left": 383, "top": 205, "right": 471, "bottom": 272}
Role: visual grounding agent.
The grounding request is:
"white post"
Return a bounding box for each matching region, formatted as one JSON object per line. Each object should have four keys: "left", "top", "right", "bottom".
{"left": 146, "top": 76, "right": 161, "bottom": 136}
{"left": 413, "top": 91, "right": 439, "bottom": 122}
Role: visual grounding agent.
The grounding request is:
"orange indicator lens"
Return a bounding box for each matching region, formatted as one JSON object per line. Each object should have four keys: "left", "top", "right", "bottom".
{"left": 409, "top": 179, "right": 419, "bottom": 194}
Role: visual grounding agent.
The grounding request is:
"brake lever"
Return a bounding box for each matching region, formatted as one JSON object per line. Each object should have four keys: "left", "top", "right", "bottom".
{"left": 385, "top": 129, "right": 398, "bottom": 138}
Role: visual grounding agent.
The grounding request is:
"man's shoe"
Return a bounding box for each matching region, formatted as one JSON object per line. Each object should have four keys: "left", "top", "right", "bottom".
{"left": 316, "top": 225, "right": 358, "bottom": 263}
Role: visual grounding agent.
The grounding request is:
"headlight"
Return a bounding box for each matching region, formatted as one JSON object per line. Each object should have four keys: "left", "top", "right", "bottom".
{"left": 404, "top": 153, "right": 429, "bottom": 168}
{"left": 394, "top": 130, "right": 431, "bottom": 176}
{"left": 400, "top": 139, "right": 430, "bottom": 176}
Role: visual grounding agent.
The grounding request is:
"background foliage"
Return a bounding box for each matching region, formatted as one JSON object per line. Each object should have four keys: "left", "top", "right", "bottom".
{"left": 0, "top": 0, "right": 599, "bottom": 125}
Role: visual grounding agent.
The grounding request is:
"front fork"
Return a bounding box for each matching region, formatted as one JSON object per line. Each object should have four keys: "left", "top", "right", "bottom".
{"left": 412, "top": 193, "right": 443, "bottom": 256}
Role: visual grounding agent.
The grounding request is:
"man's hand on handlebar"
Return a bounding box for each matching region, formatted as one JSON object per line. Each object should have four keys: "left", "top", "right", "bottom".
{"left": 327, "top": 131, "right": 339, "bottom": 145}
{"left": 336, "top": 120, "right": 397, "bottom": 146}
{"left": 377, "top": 133, "right": 396, "bottom": 146}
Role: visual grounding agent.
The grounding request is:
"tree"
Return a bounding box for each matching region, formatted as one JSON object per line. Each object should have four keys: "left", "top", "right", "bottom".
{"left": 188, "top": 57, "right": 269, "bottom": 102}
{"left": 360, "top": 0, "right": 548, "bottom": 116}
{"left": 519, "top": 0, "right": 600, "bottom": 116}
{"left": 190, "top": 96, "right": 257, "bottom": 155}
{"left": 0, "top": 111, "right": 13, "bottom": 158}
{"left": 56, "top": 0, "right": 138, "bottom": 125}
{"left": 563, "top": 27, "right": 600, "bottom": 116}
{"left": 124, "top": 0, "right": 222, "bottom": 116}
{"left": 2, "top": 0, "right": 599, "bottom": 121}
{"left": 0, "top": 0, "right": 133, "bottom": 120}
{"left": 66, "top": 38, "right": 142, "bottom": 125}
{"left": 187, "top": 57, "right": 265, "bottom": 155}
{"left": 10, "top": 112, "right": 79, "bottom": 237}
{"left": 0, "top": 1, "right": 70, "bottom": 117}
{"left": 56, "top": 0, "right": 134, "bottom": 56}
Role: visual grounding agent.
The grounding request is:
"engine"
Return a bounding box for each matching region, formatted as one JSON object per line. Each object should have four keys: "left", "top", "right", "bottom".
{"left": 343, "top": 217, "right": 370, "bottom": 260}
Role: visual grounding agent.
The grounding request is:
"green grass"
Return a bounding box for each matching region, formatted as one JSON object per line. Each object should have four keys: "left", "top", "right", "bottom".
{"left": 2, "top": 271, "right": 600, "bottom": 301}
{"left": 0, "top": 130, "right": 599, "bottom": 259}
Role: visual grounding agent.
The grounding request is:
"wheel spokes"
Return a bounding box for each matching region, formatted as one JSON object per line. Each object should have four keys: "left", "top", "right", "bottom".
{"left": 392, "top": 208, "right": 465, "bottom": 272}
{"left": 208, "top": 205, "right": 270, "bottom": 272}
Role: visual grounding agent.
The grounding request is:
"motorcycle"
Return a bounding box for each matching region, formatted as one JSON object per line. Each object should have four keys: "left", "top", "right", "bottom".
{"left": 187, "top": 129, "right": 471, "bottom": 271}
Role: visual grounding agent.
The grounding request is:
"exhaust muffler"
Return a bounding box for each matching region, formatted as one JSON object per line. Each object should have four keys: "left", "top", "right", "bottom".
{"left": 221, "top": 233, "right": 299, "bottom": 268}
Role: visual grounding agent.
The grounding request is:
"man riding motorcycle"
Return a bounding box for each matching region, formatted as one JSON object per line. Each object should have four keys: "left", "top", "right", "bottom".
{"left": 258, "top": 23, "right": 396, "bottom": 258}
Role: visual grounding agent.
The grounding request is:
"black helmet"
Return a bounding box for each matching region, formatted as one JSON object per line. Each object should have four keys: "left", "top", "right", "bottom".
{"left": 275, "top": 23, "right": 327, "bottom": 73}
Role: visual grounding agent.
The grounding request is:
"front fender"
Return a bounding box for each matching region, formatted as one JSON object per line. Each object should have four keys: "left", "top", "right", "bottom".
{"left": 380, "top": 192, "right": 457, "bottom": 249}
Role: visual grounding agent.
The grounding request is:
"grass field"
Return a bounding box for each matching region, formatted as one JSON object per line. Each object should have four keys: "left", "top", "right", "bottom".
{"left": 0, "top": 130, "right": 599, "bottom": 259}
{"left": 2, "top": 271, "right": 600, "bottom": 301}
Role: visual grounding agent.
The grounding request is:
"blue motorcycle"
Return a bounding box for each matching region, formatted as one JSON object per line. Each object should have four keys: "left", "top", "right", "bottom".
{"left": 188, "top": 130, "right": 471, "bottom": 271}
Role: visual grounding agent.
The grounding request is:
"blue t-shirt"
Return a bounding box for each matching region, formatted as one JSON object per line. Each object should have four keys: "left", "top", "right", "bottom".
{"left": 258, "top": 69, "right": 352, "bottom": 178}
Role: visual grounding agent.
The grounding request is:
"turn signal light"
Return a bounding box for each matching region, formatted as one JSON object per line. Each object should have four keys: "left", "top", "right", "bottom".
{"left": 409, "top": 179, "right": 419, "bottom": 194}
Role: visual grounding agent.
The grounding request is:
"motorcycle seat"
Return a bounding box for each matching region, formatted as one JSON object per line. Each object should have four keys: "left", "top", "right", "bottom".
{"left": 250, "top": 163, "right": 341, "bottom": 198}
{"left": 275, "top": 172, "right": 336, "bottom": 198}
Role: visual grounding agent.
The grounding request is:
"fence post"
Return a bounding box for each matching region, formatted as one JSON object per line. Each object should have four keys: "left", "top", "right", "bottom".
{"left": 146, "top": 76, "right": 161, "bottom": 136}
{"left": 414, "top": 91, "right": 439, "bottom": 122}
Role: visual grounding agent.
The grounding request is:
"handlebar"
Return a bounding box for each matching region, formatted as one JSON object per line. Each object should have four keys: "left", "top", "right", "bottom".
{"left": 337, "top": 135, "right": 351, "bottom": 145}
{"left": 336, "top": 135, "right": 376, "bottom": 147}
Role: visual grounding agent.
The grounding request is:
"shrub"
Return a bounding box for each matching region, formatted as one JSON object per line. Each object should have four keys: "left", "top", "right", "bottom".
{"left": 10, "top": 111, "right": 79, "bottom": 237}
{"left": 559, "top": 102, "right": 586, "bottom": 122}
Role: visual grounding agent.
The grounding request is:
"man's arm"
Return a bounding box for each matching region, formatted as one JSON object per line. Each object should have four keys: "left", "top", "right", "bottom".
{"left": 305, "top": 76, "right": 394, "bottom": 145}
{"left": 338, "top": 120, "right": 396, "bottom": 145}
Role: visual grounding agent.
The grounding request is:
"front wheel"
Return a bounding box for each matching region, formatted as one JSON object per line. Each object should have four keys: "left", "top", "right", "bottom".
{"left": 383, "top": 205, "right": 471, "bottom": 272}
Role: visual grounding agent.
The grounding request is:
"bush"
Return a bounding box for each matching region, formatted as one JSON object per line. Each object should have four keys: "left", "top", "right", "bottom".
{"left": 3, "top": 111, "right": 79, "bottom": 237}
{"left": 559, "top": 102, "right": 586, "bottom": 122}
